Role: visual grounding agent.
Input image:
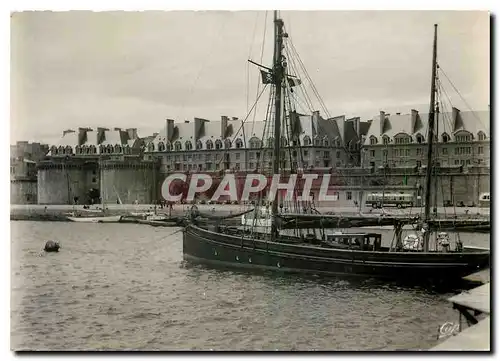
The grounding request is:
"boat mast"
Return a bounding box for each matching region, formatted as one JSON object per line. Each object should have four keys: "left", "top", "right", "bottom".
{"left": 423, "top": 24, "right": 438, "bottom": 252}
{"left": 271, "top": 10, "right": 284, "bottom": 238}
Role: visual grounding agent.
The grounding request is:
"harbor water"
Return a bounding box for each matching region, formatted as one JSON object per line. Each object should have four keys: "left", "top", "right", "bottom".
{"left": 11, "top": 221, "right": 490, "bottom": 351}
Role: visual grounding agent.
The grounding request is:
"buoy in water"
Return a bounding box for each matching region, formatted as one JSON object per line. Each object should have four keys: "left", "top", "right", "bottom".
{"left": 44, "top": 241, "right": 60, "bottom": 252}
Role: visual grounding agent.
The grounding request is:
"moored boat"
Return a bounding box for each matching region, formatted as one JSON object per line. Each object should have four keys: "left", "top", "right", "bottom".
{"left": 67, "top": 215, "right": 122, "bottom": 223}
{"left": 181, "top": 12, "right": 490, "bottom": 285}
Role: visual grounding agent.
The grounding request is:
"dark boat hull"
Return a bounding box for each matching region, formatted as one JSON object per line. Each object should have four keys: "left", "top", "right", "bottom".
{"left": 183, "top": 224, "right": 489, "bottom": 283}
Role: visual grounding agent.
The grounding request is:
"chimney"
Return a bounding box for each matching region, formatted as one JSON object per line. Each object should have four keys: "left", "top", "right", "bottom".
{"left": 126, "top": 128, "right": 138, "bottom": 140}
{"left": 411, "top": 109, "right": 419, "bottom": 133}
{"left": 166, "top": 119, "right": 175, "bottom": 141}
{"left": 312, "top": 110, "right": 320, "bottom": 122}
{"left": 194, "top": 118, "right": 208, "bottom": 140}
{"left": 379, "top": 111, "right": 385, "bottom": 134}
{"left": 221, "top": 116, "right": 228, "bottom": 138}
{"left": 97, "top": 127, "right": 109, "bottom": 144}
{"left": 231, "top": 117, "right": 238, "bottom": 120}
{"left": 353, "top": 117, "right": 360, "bottom": 136}
{"left": 452, "top": 107, "right": 462, "bottom": 131}
{"left": 62, "top": 129, "right": 75, "bottom": 137}
{"left": 78, "top": 127, "right": 92, "bottom": 146}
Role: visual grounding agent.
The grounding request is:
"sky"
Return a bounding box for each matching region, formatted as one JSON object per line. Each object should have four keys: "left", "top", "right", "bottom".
{"left": 10, "top": 10, "right": 490, "bottom": 145}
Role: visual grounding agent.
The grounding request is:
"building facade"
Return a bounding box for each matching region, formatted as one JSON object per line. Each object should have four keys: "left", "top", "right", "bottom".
{"left": 29, "top": 107, "right": 490, "bottom": 206}
{"left": 143, "top": 111, "right": 369, "bottom": 173}
{"left": 10, "top": 141, "right": 49, "bottom": 204}
{"left": 361, "top": 108, "right": 490, "bottom": 205}
{"left": 36, "top": 127, "right": 160, "bottom": 205}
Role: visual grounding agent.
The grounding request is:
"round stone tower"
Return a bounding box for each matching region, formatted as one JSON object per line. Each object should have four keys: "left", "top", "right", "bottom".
{"left": 99, "top": 158, "right": 160, "bottom": 204}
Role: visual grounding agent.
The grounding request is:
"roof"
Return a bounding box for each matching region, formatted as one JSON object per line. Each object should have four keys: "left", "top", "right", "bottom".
{"left": 363, "top": 109, "right": 489, "bottom": 145}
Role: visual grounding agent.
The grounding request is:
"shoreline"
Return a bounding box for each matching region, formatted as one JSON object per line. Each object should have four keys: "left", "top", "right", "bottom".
{"left": 10, "top": 204, "right": 490, "bottom": 233}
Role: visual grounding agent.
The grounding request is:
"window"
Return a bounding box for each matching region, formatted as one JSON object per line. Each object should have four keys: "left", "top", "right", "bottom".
{"left": 416, "top": 160, "right": 421, "bottom": 168}
{"left": 370, "top": 150, "right": 375, "bottom": 157}
{"left": 455, "top": 132, "right": 472, "bottom": 142}
{"left": 324, "top": 151, "right": 329, "bottom": 158}
{"left": 185, "top": 141, "right": 193, "bottom": 151}
{"left": 206, "top": 140, "right": 214, "bottom": 150}
{"left": 416, "top": 148, "right": 422, "bottom": 156}
{"left": 442, "top": 148, "right": 448, "bottom": 155}
{"left": 415, "top": 134, "right": 424, "bottom": 144}
{"left": 382, "top": 136, "right": 390, "bottom": 145}
{"left": 336, "top": 151, "right": 340, "bottom": 158}
{"left": 92, "top": 177, "right": 96, "bottom": 183}
{"left": 215, "top": 139, "right": 223, "bottom": 150}
{"left": 235, "top": 138, "right": 244, "bottom": 149}
{"left": 369, "top": 136, "right": 377, "bottom": 145}
{"left": 347, "top": 191, "right": 352, "bottom": 200}
{"left": 478, "top": 146, "right": 484, "bottom": 154}
{"left": 442, "top": 133, "right": 450, "bottom": 143}
{"left": 174, "top": 141, "right": 182, "bottom": 151}
{"left": 395, "top": 135, "right": 411, "bottom": 144}
{"left": 303, "top": 136, "right": 311, "bottom": 146}
{"left": 478, "top": 132, "right": 487, "bottom": 141}
{"left": 235, "top": 153, "right": 241, "bottom": 160}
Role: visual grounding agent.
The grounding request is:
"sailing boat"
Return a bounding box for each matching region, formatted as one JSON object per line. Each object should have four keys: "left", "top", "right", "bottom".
{"left": 182, "top": 13, "right": 489, "bottom": 284}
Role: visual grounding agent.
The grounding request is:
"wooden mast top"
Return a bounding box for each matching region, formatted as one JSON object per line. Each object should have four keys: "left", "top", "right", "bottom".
{"left": 423, "top": 24, "right": 438, "bottom": 252}
{"left": 271, "top": 10, "right": 285, "bottom": 238}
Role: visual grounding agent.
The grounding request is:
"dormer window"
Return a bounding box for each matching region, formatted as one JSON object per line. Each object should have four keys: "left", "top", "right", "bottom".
{"left": 174, "top": 141, "right": 182, "bottom": 151}
{"left": 382, "top": 136, "right": 390, "bottom": 145}
{"left": 215, "top": 139, "right": 223, "bottom": 150}
{"left": 206, "top": 140, "right": 214, "bottom": 150}
{"left": 303, "top": 136, "right": 311, "bottom": 146}
{"left": 455, "top": 131, "right": 472, "bottom": 143}
{"left": 196, "top": 140, "right": 203, "bottom": 150}
{"left": 185, "top": 141, "right": 193, "bottom": 151}
{"left": 442, "top": 133, "right": 450, "bottom": 143}
{"left": 478, "top": 131, "right": 487, "bottom": 141}
{"left": 394, "top": 133, "right": 411, "bottom": 145}
{"left": 415, "top": 134, "right": 425, "bottom": 144}
{"left": 369, "top": 136, "right": 377, "bottom": 145}
{"left": 235, "top": 138, "right": 243, "bottom": 149}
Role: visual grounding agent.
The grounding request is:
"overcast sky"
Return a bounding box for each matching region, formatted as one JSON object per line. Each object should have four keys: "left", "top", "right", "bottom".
{"left": 10, "top": 10, "right": 489, "bottom": 145}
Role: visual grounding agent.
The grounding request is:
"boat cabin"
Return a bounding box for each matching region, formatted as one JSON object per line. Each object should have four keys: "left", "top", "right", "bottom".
{"left": 324, "top": 233, "right": 382, "bottom": 251}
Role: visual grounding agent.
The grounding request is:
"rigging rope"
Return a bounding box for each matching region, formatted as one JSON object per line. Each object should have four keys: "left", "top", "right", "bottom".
{"left": 438, "top": 66, "right": 488, "bottom": 131}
